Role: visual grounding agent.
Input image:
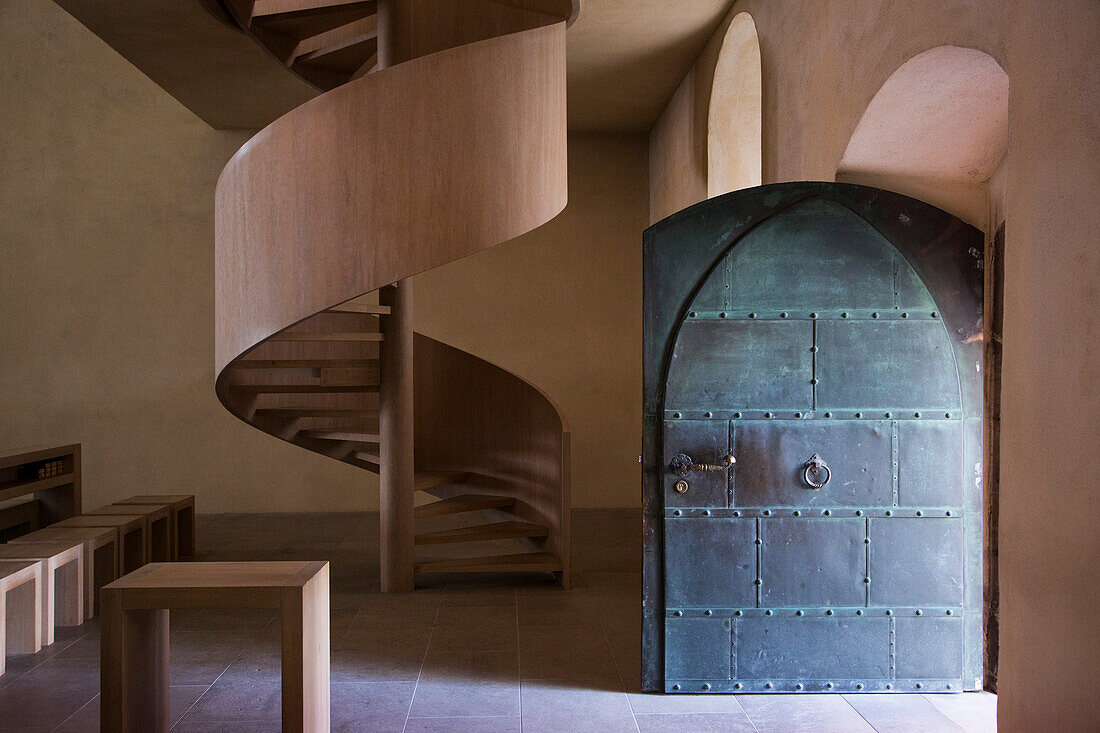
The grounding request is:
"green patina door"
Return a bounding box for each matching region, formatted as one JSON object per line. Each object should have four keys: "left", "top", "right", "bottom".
{"left": 642, "top": 183, "right": 984, "bottom": 694}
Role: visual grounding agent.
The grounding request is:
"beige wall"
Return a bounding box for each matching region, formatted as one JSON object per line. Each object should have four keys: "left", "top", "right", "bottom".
{"left": 413, "top": 132, "right": 648, "bottom": 509}
{"left": 0, "top": 0, "right": 384, "bottom": 513}
{"left": 648, "top": 1, "right": 1099, "bottom": 728}
{"left": 1, "top": 0, "right": 648, "bottom": 514}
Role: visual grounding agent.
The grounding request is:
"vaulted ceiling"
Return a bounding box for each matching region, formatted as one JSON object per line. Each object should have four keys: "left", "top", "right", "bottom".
{"left": 567, "top": 0, "right": 733, "bottom": 131}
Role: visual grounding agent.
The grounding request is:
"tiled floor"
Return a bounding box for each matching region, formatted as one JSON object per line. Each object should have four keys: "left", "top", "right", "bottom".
{"left": 0, "top": 510, "right": 996, "bottom": 732}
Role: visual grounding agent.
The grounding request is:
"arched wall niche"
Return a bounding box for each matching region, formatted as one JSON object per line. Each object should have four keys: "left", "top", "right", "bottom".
{"left": 706, "top": 12, "right": 762, "bottom": 198}
{"left": 836, "top": 45, "right": 1008, "bottom": 231}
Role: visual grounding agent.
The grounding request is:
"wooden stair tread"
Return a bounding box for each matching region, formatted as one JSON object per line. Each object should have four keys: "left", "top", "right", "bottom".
{"left": 268, "top": 331, "right": 382, "bottom": 342}
{"left": 233, "top": 358, "right": 380, "bottom": 369}
{"left": 252, "top": 0, "right": 375, "bottom": 20}
{"left": 415, "top": 552, "right": 562, "bottom": 574}
{"left": 414, "top": 471, "right": 469, "bottom": 492}
{"left": 352, "top": 450, "right": 380, "bottom": 464}
{"left": 229, "top": 384, "right": 379, "bottom": 394}
{"left": 415, "top": 494, "right": 516, "bottom": 519}
{"left": 299, "top": 430, "right": 380, "bottom": 443}
{"left": 414, "top": 520, "right": 549, "bottom": 545}
{"left": 254, "top": 408, "right": 378, "bottom": 417}
{"left": 327, "top": 303, "right": 390, "bottom": 315}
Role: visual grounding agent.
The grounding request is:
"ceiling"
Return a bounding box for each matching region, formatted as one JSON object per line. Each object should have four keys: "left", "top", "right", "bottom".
{"left": 565, "top": 0, "right": 734, "bottom": 131}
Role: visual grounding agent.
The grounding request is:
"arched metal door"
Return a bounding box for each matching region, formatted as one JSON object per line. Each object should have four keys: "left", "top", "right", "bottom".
{"left": 642, "top": 183, "right": 984, "bottom": 694}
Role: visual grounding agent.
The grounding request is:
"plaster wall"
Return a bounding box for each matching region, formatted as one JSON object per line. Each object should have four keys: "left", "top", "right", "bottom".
{"left": 648, "top": 1, "right": 1099, "bottom": 728}
{"left": 412, "top": 132, "right": 649, "bottom": 509}
{"left": 1, "top": 1, "right": 649, "bottom": 514}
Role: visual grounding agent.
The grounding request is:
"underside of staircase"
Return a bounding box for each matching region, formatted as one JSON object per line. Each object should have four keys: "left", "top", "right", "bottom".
{"left": 55, "top": 0, "right": 577, "bottom": 591}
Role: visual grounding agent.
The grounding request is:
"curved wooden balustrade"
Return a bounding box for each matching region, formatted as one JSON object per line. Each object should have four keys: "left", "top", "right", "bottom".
{"left": 212, "top": 0, "right": 575, "bottom": 590}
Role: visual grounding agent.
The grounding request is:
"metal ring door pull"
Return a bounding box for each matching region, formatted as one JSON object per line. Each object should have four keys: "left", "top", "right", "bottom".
{"left": 670, "top": 453, "right": 736, "bottom": 477}
{"left": 803, "top": 454, "right": 831, "bottom": 489}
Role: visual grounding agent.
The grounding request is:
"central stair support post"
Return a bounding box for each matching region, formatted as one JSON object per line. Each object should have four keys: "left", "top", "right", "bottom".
{"left": 379, "top": 281, "right": 415, "bottom": 592}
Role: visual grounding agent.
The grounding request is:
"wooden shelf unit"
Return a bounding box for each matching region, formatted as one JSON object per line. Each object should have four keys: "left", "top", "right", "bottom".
{"left": 0, "top": 445, "right": 81, "bottom": 537}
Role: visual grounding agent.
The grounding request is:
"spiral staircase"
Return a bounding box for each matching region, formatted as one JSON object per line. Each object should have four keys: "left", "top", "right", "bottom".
{"left": 57, "top": 0, "right": 577, "bottom": 591}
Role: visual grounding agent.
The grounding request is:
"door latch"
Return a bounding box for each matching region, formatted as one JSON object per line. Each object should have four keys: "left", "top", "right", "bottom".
{"left": 670, "top": 453, "right": 736, "bottom": 477}
{"left": 803, "top": 453, "right": 831, "bottom": 489}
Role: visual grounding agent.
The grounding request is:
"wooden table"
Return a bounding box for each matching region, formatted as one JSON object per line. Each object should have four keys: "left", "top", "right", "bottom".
{"left": 118, "top": 495, "right": 195, "bottom": 559}
{"left": 87, "top": 504, "right": 172, "bottom": 563}
{"left": 12, "top": 525, "right": 119, "bottom": 618}
{"left": 0, "top": 560, "right": 43, "bottom": 675}
{"left": 0, "top": 542, "right": 82, "bottom": 645}
{"left": 101, "top": 561, "right": 329, "bottom": 733}
{"left": 52, "top": 515, "right": 146, "bottom": 574}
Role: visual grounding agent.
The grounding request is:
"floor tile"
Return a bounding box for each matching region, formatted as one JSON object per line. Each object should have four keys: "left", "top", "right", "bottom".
{"left": 519, "top": 625, "right": 620, "bottom": 682}
{"left": 54, "top": 685, "right": 208, "bottom": 732}
{"left": 404, "top": 716, "right": 521, "bottom": 732}
{"left": 520, "top": 679, "right": 638, "bottom": 733}
{"left": 178, "top": 654, "right": 282, "bottom": 723}
{"left": 635, "top": 712, "right": 757, "bottom": 732}
{"left": 924, "top": 692, "right": 998, "bottom": 732}
{"left": 409, "top": 650, "right": 519, "bottom": 717}
{"left": 739, "top": 693, "right": 876, "bottom": 732}
{"left": 331, "top": 681, "right": 414, "bottom": 732}
{"left": 628, "top": 691, "right": 749, "bottom": 715}
{"left": 844, "top": 693, "right": 967, "bottom": 732}
{"left": 331, "top": 626, "right": 432, "bottom": 682}
{"left": 0, "top": 657, "right": 100, "bottom": 731}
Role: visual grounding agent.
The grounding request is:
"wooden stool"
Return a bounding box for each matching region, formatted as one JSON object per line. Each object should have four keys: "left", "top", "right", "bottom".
{"left": 118, "top": 495, "right": 195, "bottom": 559}
{"left": 12, "top": 526, "right": 119, "bottom": 618}
{"left": 101, "top": 561, "right": 329, "bottom": 733}
{"left": 87, "top": 504, "right": 172, "bottom": 563}
{"left": 0, "top": 560, "right": 43, "bottom": 676}
{"left": 0, "top": 542, "right": 83, "bottom": 645}
{"left": 53, "top": 515, "right": 146, "bottom": 575}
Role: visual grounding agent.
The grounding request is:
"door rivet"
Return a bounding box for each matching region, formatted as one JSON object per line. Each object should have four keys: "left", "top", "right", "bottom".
{"left": 856, "top": 610, "right": 864, "bottom": 615}
{"left": 755, "top": 538, "right": 762, "bottom": 545}
{"left": 914, "top": 412, "right": 921, "bottom": 418}
{"left": 824, "top": 412, "right": 832, "bottom": 418}
{"left": 916, "top": 511, "right": 923, "bottom": 517}
{"left": 796, "top": 610, "right": 804, "bottom": 616}
{"left": 945, "top": 511, "right": 952, "bottom": 516}
{"left": 916, "top": 683, "right": 923, "bottom": 689}
{"left": 810, "top": 379, "right": 819, "bottom": 386}
{"left": 765, "top": 609, "right": 772, "bottom": 615}
{"left": 673, "top": 412, "right": 681, "bottom": 419}
{"left": 826, "top": 682, "right": 834, "bottom": 689}
{"left": 854, "top": 412, "right": 862, "bottom": 418}
{"left": 733, "top": 510, "right": 741, "bottom": 517}
{"left": 826, "top": 609, "right": 834, "bottom": 616}
{"left": 855, "top": 510, "right": 864, "bottom": 516}
{"left": 795, "top": 683, "right": 803, "bottom": 690}
{"left": 719, "top": 312, "right": 727, "bottom": 318}
{"left": 780, "top": 312, "right": 788, "bottom": 318}
{"left": 764, "top": 412, "right": 773, "bottom": 418}
{"left": 886, "top": 684, "right": 893, "bottom": 690}
{"left": 886, "top": 510, "right": 893, "bottom": 516}
{"left": 795, "top": 412, "right": 802, "bottom": 418}
{"left": 864, "top": 538, "right": 871, "bottom": 545}
{"left": 946, "top": 610, "right": 953, "bottom": 615}
{"left": 884, "top": 412, "right": 891, "bottom": 418}
{"left": 763, "top": 509, "right": 771, "bottom": 516}
{"left": 754, "top": 578, "right": 762, "bottom": 586}
{"left": 702, "top": 683, "right": 711, "bottom": 690}
{"left": 672, "top": 684, "right": 680, "bottom": 691}
{"left": 749, "top": 312, "right": 757, "bottom": 318}
{"left": 734, "top": 683, "right": 742, "bottom": 690}
{"left": 765, "top": 682, "right": 773, "bottom": 689}
{"left": 823, "top": 509, "right": 831, "bottom": 516}
{"left": 841, "top": 312, "right": 849, "bottom": 318}
{"left": 735, "top": 610, "right": 743, "bottom": 617}
{"left": 674, "top": 610, "right": 683, "bottom": 617}
{"left": 945, "top": 412, "right": 951, "bottom": 418}
{"left": 810, "top": 312, "right": 818, "bottom": 319}
{"left": 672, "top": 510, "right": 682, "bottom": 516}
{"left": 872, "top": 312, "right": 880, "bottom": 319}
{"left": 885, "top": 609, "right": 893, "bottom": 616}
{"left": 856, "top": 683, "right": 864, "bottom": 690}
{"left": 902, "top": 312, "right": 909, "bottom": 318}
{"left": 733, "top": 412, "right": 742, "bottom": 419}
{"left": 674, "top": 480, "right": 689, "bottom": 494}
{"left": 704, "top": 609, "right": 712, "bottom": 616}
{"left": 793, "top": 510, "right": 801, "bottom": 517}
{"left": 702, "top": 510, "right": 711, "bottom": 517}
{"left": 915, "top": 609, "right": 922, "bottom": 616}
{"left": 864, "top": 577, "right": 871, "bottom": 584}
{"left": 689, "top": 311, "right": 696, "bottom": 318}
{"left": 704, "top": 411, "right": 712, "bottom": 418}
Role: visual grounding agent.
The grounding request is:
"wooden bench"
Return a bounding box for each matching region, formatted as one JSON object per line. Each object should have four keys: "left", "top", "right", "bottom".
{"left": 101, "top": 561, "right": 329, "bottom": 733}
{"left": 118, "top": 495, "right": 195, "bottom": 559}
{"left": 0, "top": 542, "right": 83, "bottom": 646}
{"left": 52, "top": 515, "right": 146, "bottom": 574}
{"left": 0, "top": 560, "right": 43, "bottom": 676}
{"left": 12, "top": 525, "right": 119, "bottom": 618}
{"left": 87, "top": 504, "right": 172, "bottom": 563}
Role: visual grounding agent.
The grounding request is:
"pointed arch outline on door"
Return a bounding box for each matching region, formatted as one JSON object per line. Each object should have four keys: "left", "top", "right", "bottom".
{"left": 641, "top": 182, "right": 984, "bottom": 692}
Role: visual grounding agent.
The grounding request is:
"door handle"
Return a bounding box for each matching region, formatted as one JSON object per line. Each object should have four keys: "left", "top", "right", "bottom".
{"left": 803, "top": 453, "right": 831, "bottom": 489}
{"left": 670, "top": 453, "right": 735, "bottom": 477}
